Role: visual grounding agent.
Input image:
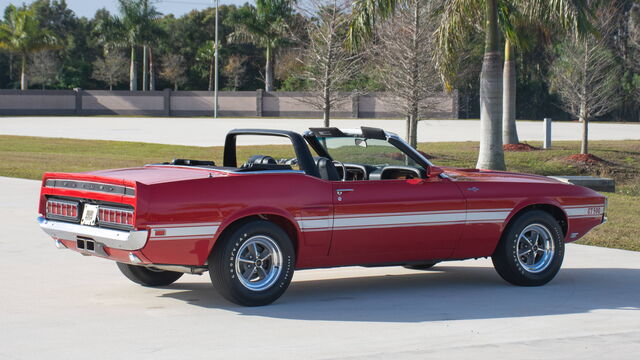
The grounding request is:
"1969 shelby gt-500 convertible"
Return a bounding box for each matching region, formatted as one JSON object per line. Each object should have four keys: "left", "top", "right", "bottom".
{"left": 38, "top": 127, "right": 607, "bottom": 306}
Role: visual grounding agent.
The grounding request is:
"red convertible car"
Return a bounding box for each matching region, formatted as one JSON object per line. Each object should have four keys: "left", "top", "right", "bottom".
{"left": 38, "top": 127, "right": 607, "bottom": 306}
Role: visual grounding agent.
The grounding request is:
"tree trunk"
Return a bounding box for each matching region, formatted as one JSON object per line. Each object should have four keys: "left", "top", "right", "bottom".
{"left": 109, "top": 84, "right": 113, "bottom": 91}
{"left": 410, "top": 112, "right": 419, "bottom": 149}
{"left": 142, "top": 45, "right": 148, "bottom": 91}
{"left": 476, "top": 0, "right": 506, "bottom": 170}
{"left": 20, "top": 54, "right": 27, "bottom": 90}
{"left": 580, "top": 39, "right": 589, "bottom": 155}
{"left": 323, "top": 83, "right": 331, "bottom": 127}
{"left": 580, "top": 101, "right": 588, "bottom": 154}
{"left": 502, "top": 39, "right": 519, "bottom": 144}
{"left": 174, "top": 83, "right": 178, "bottom": 91}
{"left": 323, "top": 106, "right": 330, "bottom": 127}
{"left": 409, "top": 0, "right": 420, "bottom": 150}
{"left": 9, "top": 53, "right": 13, "bottom": 81}
{"left": 323, "top": 34, "right": 334, "bottom": 127}
{"left": 265, "top": 46, "right": 274, "bottom": 91}
{"left": 149, "top": 47, "right": 156, "bottom": 91}
{"left": 406, "top": 115, "right": 412, "bottom": 144}
{"left": 130, "top": 46, "right": 137, "bottom": 91}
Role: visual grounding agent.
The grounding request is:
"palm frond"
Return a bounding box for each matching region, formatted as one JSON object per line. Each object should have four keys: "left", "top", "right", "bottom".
{"left": 525, "top": 0, "right": 596, "bottom": 37}
{"left": 348, "top": 0, "right": 405, "bottom": 50}
{"left": 434, "top": 0, "right": 483, "bottom": 86}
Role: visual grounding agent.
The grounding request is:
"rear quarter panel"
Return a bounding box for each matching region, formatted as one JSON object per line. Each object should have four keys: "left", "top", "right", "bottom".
{"left": 135, "top": 172, "right": 332, "bottom": 267}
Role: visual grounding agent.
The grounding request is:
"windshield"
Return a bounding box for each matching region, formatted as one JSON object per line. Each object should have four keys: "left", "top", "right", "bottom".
{"left": 317, "top": 136, "right": 419, "bottom": 167}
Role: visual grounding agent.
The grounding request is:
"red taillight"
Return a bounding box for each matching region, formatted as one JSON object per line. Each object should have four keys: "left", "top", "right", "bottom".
{"left": 98, "top": 206, "right": 134, "bottom": 228}
{"left": 46, "top": 199, "right": 79, "bottom": 220}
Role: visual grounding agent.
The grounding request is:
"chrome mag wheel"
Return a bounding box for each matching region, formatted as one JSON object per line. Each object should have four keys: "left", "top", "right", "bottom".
{"left": 516, "top": 223, "right": 555, "bottom": 274}
{"left": 235, "top": 235, "right": 283, "bottom": 291}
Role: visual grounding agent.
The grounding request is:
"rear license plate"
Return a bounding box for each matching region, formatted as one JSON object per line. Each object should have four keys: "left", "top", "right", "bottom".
{"left": 81, "top": 204, "right": 99, "bottom": 226}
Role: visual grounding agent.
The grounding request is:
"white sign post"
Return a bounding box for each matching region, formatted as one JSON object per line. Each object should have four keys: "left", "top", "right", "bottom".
{"left": 543, "top": 118, "right": 552, "bottom": 149}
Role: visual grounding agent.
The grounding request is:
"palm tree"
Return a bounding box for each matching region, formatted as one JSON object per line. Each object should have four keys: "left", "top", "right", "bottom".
{"left": 92, "top": 8, "right": 124, "bottom": 52}
{"left": 116, "top": 0, "right": 161, "bottom": 91}
{"left": 500, "top": 2, "right": 593, "bottom": 145}
{"left": 350, "top": 0, "right": 591, "bottom": 170}
{"left": 0, "top": 5, "right": 58, "bottom": 90}
{"left": 229, "top": 0, "right": 295, "bottom": 91}
{"left": 196, "top": 40, "right": 217, "bottom": 91}
{"left": 137, "top": 0, "right": 163, "bottom": 91}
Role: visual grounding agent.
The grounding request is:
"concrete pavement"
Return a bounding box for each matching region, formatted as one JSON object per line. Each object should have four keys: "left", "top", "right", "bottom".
{"left": 1, "top": 176, "right": 639, "bottom": 359}
{"left": 1, "top": 116, "right": 639, "bottom": 146}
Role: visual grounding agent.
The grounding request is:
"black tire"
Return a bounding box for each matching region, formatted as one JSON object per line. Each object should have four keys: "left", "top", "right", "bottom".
{"left": 492, "top": 210, "right": 564, "bottom": 286}
{"left": 403, "top": 262, "right": 438, "bottom": 270}
{"left": 116, "top": 262, "right": 183, "bottom": 286}
{"left": 209, "top": 220, "right": 295, "bottom": 306}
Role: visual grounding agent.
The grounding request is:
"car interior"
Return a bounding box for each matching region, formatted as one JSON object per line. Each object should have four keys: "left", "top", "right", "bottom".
{"left": 162, "top": 128, "right": 427, "bottom": 181}
{"left": 234, "top": 154, "right": 425, "bottom": 181}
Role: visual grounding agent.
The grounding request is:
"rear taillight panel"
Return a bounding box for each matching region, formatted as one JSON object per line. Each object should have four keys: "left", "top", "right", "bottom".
{"left": 45, "top": 197, "right": 135, "bottom": 230}
{"left": 46, "top": 199, "right": 79, "bottom": 221}
{"left": 98, "top": 206, "right": 134, "bottom": 230}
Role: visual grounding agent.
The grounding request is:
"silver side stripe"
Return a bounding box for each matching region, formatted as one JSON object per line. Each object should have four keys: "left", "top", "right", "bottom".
{"left": 297, "top": 218, "right": 333, "bottom": 231}
{"left": 145, "top": 204, "right": 603, "bottom": 239}
{"left": 563, "top": 206, "right": 605, "bottom": 218}
{"left": 467, "top": 211, "right": 511, "bottom": 221}
{"left": 334, "top": 210, "right": 464, "bottom": 219}
{"left": 296, "top": 209, "right": 510, "bottom": 232}
{"left": 334, "top": 221, "right": 468, "bottom": 231}
{"left": 149, "top": 222, "right": 220, "bottom": 240}
{"left": 334, "top": 212, "right": 466, "bottom": 228}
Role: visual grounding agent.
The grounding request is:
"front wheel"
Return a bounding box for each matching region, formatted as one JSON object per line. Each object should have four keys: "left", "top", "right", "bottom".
{"left": 116, "top": 262, "right": 183, "bottom": 286}
{"left": 209, "top": 220, "right": 295, "bottom": 306}
{"left": 492, "top": 210, "right": 564, "bottom": 286}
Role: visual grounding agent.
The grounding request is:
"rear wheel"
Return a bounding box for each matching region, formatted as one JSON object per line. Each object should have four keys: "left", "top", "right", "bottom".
{"left": 116, "top": 262, "right": 183, "bottom": 286}
{"left": 492, "top": 210, "right": 564, "bottom": 286}
{"left": 209, "top": 220, "right": 295, "bottom": 306}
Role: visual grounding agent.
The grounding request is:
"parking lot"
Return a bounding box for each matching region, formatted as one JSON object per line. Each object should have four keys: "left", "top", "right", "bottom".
{"left": 2, "top": 176, "right": 639, "bottom": 359}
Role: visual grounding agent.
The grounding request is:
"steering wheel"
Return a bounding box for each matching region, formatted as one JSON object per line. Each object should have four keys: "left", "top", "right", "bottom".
{"left": 333, "top": 161, "right": 347, "bottom": 181}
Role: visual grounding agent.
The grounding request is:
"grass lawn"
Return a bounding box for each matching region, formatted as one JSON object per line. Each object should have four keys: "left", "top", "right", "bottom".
{"left": 1, "top": 135, "right": 638, "bottom": 251}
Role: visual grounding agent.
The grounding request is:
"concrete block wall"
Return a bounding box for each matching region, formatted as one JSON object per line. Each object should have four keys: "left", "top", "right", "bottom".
{"left": 0, "top": 90, "right": 77, "bottom": 115}
{"left": 0, "top": 89, "right": 458, "bottom": 119}
{"left": 82, "top": 90, "right": 166, "bottom": 116}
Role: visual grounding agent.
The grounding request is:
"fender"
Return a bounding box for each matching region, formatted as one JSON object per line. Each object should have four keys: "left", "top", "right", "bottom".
{"left": 209, "top": 205, "right": 303, "bottom": 256}
{"left": 502, "top": 197, "right": 567, "bottom": 233}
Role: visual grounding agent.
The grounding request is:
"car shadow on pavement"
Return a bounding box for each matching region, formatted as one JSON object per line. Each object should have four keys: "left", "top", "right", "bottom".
{"left": 160, "top": 266, "right": 640, "bottom": 322}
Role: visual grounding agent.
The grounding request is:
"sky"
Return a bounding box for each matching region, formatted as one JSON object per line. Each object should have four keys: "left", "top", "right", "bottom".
{"left": 0, "top": 0, "right": 251, "bottom": 18}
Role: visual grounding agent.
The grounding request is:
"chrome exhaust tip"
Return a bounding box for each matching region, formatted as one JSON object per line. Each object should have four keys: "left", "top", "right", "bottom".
{"left": 54, "top": 239, "right": 67, "bottom": 249}
{"left": 128, "top": 252, "right": 143, "bottom": 264}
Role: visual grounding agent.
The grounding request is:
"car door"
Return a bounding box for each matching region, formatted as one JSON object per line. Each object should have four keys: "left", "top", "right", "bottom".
{"left": 329, "top": 176, "right": 466, "bottom": 265}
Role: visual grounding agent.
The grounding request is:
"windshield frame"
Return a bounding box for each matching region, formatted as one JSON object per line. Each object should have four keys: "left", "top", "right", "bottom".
{"left": 303, "top": 127, "right": 433, "bottom": 171}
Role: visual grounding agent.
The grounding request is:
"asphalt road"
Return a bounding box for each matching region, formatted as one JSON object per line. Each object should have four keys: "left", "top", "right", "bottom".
{"left": 1, "top": 116, "right": 639, "bottom": 146}
{"left": 2, "top": 176, "right": 639, "bottom": 359}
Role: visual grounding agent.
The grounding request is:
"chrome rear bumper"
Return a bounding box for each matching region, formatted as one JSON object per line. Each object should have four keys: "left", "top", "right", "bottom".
{"left": 37, "top": 216, "right": 148, "bottom": 250}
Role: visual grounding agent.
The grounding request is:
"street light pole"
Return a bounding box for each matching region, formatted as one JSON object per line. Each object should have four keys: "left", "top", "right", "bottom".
{"left": 213, "top": 0, "right": 219, "bottom": 119}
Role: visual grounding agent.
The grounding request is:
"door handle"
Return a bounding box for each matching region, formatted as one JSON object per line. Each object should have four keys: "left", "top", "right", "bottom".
{"left": 336, "top": 189, "right": 353, "bottom": 202}
{"left": 336, "top": 189, "right": 354, "bottom": 195}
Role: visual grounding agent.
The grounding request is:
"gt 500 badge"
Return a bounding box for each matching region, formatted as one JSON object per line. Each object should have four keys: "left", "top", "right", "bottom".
{"left": 587, "top": 207, "right": 602, "bottom": 215}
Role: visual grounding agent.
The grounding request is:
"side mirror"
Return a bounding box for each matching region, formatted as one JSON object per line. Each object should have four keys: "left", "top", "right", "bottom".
{"left": 427, "top": 166, "right": 443, "bottom": 178}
